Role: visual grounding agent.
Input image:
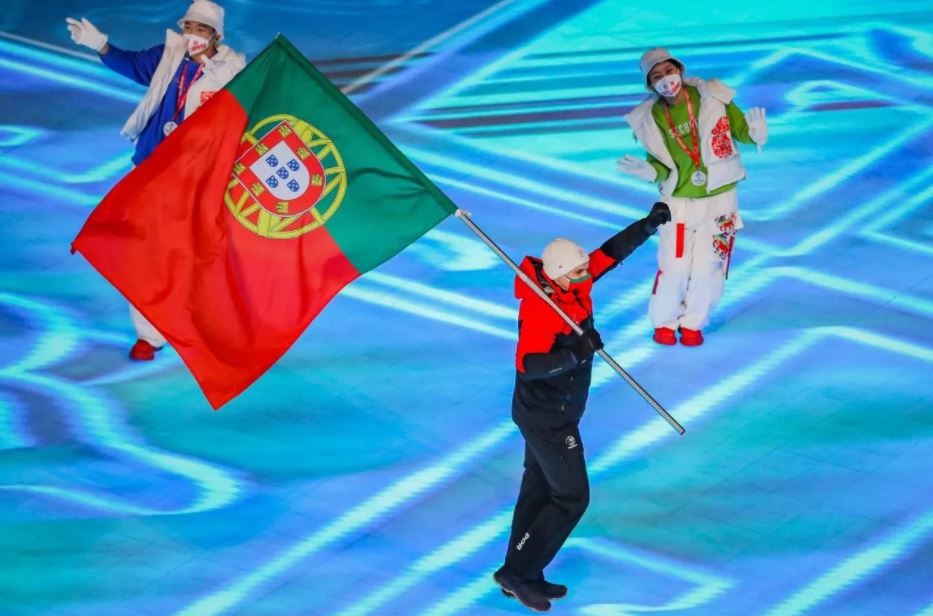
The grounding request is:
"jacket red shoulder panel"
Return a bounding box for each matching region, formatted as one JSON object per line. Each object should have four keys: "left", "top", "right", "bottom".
{"left": 516, "top": 293, "right": 566, "bottom": 371}
{"left": 514, "top": 256, "right": 592, "bottom": 372}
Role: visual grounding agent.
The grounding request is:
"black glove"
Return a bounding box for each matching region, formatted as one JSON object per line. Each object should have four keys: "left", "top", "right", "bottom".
{"left": 642, "top": 201, "right": 672, "bottom": 233}
{"left": 641, "top": 201, "right": 671, "bottom": 235}
{"left": 571, "top": 328, "right": 604, "bottom": 363}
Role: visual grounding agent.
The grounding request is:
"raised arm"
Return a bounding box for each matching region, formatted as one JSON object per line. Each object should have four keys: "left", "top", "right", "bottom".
{"left": 589, "top": 202, "right": 671, "bottom": 281}
{"left": 99, "top": 43, "right": 166, "bottom": 86}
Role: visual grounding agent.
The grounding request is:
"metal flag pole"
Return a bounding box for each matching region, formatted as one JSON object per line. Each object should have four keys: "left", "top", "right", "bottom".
{"left": 455, "top": 209, "right": 685, "bottom": 436}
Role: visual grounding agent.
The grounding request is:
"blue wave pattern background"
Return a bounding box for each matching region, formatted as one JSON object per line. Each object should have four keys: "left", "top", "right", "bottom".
{"left": 0, "top": 0, "right": 931, "bottom": 614}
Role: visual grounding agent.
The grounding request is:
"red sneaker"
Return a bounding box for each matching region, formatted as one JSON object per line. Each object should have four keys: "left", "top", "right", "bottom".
{"left": 679, "top": 328, "right": 704, "bottom": 347}
{"left": 653, "top": 327, "right": 677, "bottom": 345}
{"left": 129, "top": 339, "right": 161, "bottom": 361}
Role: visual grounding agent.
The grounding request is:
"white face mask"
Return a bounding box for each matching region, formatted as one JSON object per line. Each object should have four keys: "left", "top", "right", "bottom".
{"left": 653, "top": 73, "right": 682, "bottom": 98}
{"left": 184, "top": 33, "right": 212, "bottom": 56}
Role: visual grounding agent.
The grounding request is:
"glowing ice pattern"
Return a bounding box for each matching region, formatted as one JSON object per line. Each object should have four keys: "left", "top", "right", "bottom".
{"left": 1, "top": 0, "right": 931, "bottom": 614}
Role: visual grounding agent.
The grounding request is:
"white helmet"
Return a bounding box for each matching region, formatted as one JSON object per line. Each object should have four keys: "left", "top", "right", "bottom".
{"left": 178, "top": 0, "right": 225, "bottom": 39}
{"left": 542, "top": 238, "right": 588, "bottom": 280}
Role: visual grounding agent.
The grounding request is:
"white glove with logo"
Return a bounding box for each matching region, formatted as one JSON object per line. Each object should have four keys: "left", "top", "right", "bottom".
{"left": 746, "top": 107, "right": 768, "bottom": 152}
{"left": 65, "top": 17, "right": 108, "bottom": 52}
{"left": 617, "top": 155, "right": 657, "bottom": 182}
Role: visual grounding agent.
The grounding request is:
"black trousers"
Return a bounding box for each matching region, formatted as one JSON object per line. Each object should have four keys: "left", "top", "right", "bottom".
{"left": 504, "top": 421, "right": 590, "bottom": 580}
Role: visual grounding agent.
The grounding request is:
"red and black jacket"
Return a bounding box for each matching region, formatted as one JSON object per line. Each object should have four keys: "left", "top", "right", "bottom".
{"left": 512, "top": 219, "right": 652, "bottom": 429}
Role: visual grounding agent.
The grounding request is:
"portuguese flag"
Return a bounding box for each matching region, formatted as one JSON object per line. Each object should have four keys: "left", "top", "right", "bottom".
{"left": 73, "top": 36, "right": 457, "bottom": 408}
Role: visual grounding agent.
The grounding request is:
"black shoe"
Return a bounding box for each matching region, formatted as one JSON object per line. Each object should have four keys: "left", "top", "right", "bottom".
{"left": 536, "top": 579, "right": 567, "bottom": 600}
{"left": 494, "top": 566, "right": 551, "bottom": 612}
{"left": 501, "top": 576, "right": 568, "bottom": 601}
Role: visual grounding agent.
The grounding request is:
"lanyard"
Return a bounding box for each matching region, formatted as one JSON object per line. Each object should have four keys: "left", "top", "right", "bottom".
{"left": 662, "top": 94, "right": 701, "bottom": 169}
{"left": 173, "top": 62, "right": 204, "bottom": 122}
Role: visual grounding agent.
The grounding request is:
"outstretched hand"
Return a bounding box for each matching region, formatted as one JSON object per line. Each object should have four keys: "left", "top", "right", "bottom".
{"left": 690, "top": 77, "right": 711, "bottom": 98}
{"left": 65, "top": 17, "right": 108, "bottom": 52}
{"left": 617, "top": 155, "right": 658, "bottom": 182}
{"left": 746, "top": 107, "right": 768, "bottom": 152}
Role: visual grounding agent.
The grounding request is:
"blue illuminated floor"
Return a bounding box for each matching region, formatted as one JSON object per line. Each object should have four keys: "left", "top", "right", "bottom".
{"left": 1, "top": 1, "right": 932, "bottom": 615}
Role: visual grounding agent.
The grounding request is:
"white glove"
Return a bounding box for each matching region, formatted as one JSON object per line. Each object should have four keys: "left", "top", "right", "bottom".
{"left": 746, "top": 107, "right": 768, "bottom": 152}
{"left": 691, "top": 77, "right": 710, "bottom": 98}
{"left": 617, "top": 155, "right": 657, "bottom": 182}
{"left": 65, "top": 17, "right": 108, "bottom": 52}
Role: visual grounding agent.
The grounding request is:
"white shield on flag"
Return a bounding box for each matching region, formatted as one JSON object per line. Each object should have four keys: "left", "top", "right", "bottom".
{"left": 250, "top": 141, "right": 311, "bottom": 202}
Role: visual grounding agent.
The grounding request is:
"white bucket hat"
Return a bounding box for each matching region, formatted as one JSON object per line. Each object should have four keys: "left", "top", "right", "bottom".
{"left": 178, "top": 0, "right": 225, "bottom": 39}
{"left": 542, "top": 238, "right": 589, "bottom": 280}
{"left": 639, "top": 47, "right": 683, "bottom": 85}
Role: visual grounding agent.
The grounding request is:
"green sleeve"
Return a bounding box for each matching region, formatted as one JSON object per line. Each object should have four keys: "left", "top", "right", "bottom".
{"left": 727, "top": 101, "right": 755, "bottom": 144}
{"left": 647, "top": 153, "right": 670, "bottom": 182}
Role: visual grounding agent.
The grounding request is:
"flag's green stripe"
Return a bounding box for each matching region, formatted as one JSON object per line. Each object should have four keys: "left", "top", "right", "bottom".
{"left": 325, "top": 186, "right": 451, "bottom": 273}
{"left": 225, "top": 37, "right": 456, "bottom": 272}
{"left": 273, "top": 36, "right": 455, "bottom": 215}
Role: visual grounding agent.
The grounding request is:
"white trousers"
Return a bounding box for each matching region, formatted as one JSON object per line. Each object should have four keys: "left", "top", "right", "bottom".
{"left": 130, "top": 305, "right": 167, "bottom": 348}
{"left": 648, "top": 189, "right": 742, "bottom": 331}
